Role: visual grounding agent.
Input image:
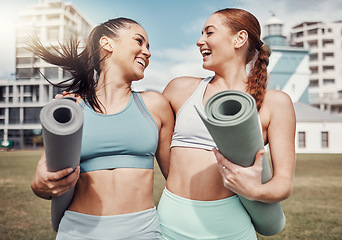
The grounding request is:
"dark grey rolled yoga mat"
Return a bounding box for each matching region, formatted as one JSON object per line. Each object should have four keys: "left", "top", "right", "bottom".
{"left": 40, "top": 98, "right": 83, "bottom": 232}
{"left": 196, "top": 90, "right": 286, "bottom": 236}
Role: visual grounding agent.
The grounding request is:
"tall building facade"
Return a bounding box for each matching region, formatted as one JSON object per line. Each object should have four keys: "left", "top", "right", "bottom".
{"left": 0, "top": 0, "right": 92, "bottom": 149}
{"left": 291, "top": 21, "right": 342, "bottom": 114}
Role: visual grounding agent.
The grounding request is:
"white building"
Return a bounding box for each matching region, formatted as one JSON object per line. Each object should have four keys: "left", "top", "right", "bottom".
{"left": 291, "top": 21, "right": 342, "bottom": 115}
{"left": 294, "top": 101, "right": 342, "bottom": 153}
{"left": 264, "top": 15, "right": 342, "bottom": 153}
{"left": 0, "top": 0, "right": 92, "bottom": 149}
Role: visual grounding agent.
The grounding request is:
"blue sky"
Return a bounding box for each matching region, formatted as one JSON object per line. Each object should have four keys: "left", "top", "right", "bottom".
{"left": 1, "top": 0, "right": 342, "bottom": 91}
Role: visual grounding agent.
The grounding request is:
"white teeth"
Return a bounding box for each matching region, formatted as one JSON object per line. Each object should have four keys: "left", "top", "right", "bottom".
{"left": 136, "top": 58, "right": 146, "bottom": 67}
{"left": 201, "top": 49, "right": 212, "bottom": 56}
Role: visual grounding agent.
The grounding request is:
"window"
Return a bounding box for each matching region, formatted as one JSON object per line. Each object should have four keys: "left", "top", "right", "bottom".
{"left": 24, "top": 107, "right": 41, "bottom": 124}
{"left": 323, "top": 39, "right": 334, "bottom": 47}
{"left": 323, "top": 79, "right": 335, "bottom": 85}
{"left": 309, "top": 53, "right": 318, "bottom": 61}
{"left": 308, "top": 28, "right": 318, "bottom": 35}
{"left": 33, "top": 68, "right": 40, "bottom": 79}
{"left": 310, "top": 66, "right": 319, "bottom": 74}
{"left": 44, "top": 67, "right": 59, "bottom": 79}
{"left": 323, "top": 52, "right": 334, "bottom": 60}
{"left": 16, "top": 68, "right": 32, "bottom": 79}
{"left": 0, "top": 108, "right": 5, "bottom": 124}
{"left": 295, "top": 31, "right": 304, "bottom": 38}
{"left": 9, "top": 108, "right": 20, "bottom": 124}
{"left": 323, "top": 66, "right": 334, "bottom": 73}
{"left": 309, "top": 79, "right": 319, "bottom": 87}
{"left": 0, "top": 87, "right": 5, "bottom": 102}
{"left": 298, "top": 132, "right": 306, "bottom": 148}
{"left": 308, "top": 40, "right": 318, "bottom": 48}
{"left": 321, "top": 132, "right": 329, "bottom": 148}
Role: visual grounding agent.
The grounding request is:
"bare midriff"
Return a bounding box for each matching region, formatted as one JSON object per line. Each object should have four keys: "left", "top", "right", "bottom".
{"left": 68, "top": 168, "right": 154, "bottom": 215}
{"left": 166, "top": 147, "right": 235, "bottom": 201}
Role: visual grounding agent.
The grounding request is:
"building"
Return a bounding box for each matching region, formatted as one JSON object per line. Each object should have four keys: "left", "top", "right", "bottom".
{"left": 0, "top": 0, "right": 92, "bottom": 149}
{"left": 264, "top": 15, "right": 310, "bottom": 104}
{"left": 291, "top": 21, "right": 342, "bottom": 115}
{"left": 294, "top": 101, "right": 342, "bottom": 153}
{"left": 264, "top": 15, "right": 342, "bottom": 153}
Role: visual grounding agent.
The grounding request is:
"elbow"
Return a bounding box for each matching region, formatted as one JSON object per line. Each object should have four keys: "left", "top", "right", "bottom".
{"left": 279, "top": 181, "right": 293, "bottom": 201}
{"left": 283, "top": 183, "right": 294, "bottom": 200}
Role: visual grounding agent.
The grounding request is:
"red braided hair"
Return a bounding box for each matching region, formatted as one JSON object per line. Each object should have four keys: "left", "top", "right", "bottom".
{"left": 215, "top": 8, "right": 271, "bottom": 110}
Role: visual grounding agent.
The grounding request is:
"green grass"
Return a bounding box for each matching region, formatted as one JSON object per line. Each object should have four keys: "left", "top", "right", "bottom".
{"left": 0, "top": 151, "right": 341, "bottom": 239}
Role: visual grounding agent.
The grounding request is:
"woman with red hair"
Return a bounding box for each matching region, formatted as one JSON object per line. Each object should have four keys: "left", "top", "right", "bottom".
{"left": 158, "top": 8, "right": 296, "bottom": 240}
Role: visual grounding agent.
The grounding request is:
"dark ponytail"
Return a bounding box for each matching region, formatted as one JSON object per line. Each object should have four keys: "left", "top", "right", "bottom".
{"left": 27, "top": 17, "right": 139, "bottom": 113}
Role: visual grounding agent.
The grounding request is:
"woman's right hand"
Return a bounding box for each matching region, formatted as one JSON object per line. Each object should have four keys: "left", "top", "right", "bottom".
{"left": 31, "top": 153, "right": 80, "bottom": 200}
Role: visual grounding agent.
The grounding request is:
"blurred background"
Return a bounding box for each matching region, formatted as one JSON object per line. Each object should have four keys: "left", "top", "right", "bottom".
{"left": 0, "top": 1, "right": 341, "bottom": 239}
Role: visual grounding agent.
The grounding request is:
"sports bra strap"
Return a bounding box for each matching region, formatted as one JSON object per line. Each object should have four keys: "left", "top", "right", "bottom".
{"left": 132, "top": 92, "right": 159, "bottom": 136}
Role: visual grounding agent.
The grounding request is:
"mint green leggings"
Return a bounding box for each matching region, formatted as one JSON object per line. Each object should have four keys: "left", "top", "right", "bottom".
{"left": 157, "top": 188, "right": 257, "bottom": 240}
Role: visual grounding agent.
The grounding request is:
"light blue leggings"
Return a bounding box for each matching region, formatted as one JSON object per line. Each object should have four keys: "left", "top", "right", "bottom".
{"left": 56, "top": 207, "right": 162, "bottom": 240}
{"left": 157, "top": 188, "right": 257, "bottom": 240}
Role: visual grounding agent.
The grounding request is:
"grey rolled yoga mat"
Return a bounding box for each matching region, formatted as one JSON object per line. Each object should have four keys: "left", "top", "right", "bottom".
{"left": 40, "top": 97, "right": 83, "bottom": 232}
{"left": 196, "top": 90, "right": 286, "bottom": 236}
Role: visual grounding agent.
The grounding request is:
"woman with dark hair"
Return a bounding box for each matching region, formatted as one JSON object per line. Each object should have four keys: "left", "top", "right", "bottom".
{"left": 158, "top": 8, "right": 296, "bottom": 239}
{"left": 30, "top": 17, "right": 173, "bottom": 239}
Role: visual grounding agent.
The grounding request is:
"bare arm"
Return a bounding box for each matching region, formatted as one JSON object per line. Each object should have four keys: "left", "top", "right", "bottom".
{"left": 155, "top": 97, "right": 174, "bottom": 179}
{"left": 261, "top": 91, "right": 296, "bottom": 202}
{"left": 141, "top": 91, "right": 174, "bottom": 179}
{"left": 31, "top": 152, "right": 80, "bottom": 200}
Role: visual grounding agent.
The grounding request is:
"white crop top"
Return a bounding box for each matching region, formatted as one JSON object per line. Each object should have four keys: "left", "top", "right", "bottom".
{"left": 171, "top": 76, "right": 217, "bottom": 150}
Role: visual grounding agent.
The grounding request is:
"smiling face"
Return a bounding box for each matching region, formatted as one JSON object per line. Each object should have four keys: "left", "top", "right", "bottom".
{"left": 197, "top": 13, "right": 237, "bottom": 72}
{"left": 106, "top": 24, "right": 151, "bottom": 81}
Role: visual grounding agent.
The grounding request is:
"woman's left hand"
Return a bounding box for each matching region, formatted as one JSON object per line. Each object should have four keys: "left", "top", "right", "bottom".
{"left": 213, "top": 148, "right": 265, "bottom": 201}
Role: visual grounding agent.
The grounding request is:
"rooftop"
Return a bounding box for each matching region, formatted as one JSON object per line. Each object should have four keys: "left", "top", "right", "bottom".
{"left": 294, "top": 101, "right": 342, "bottom": 122}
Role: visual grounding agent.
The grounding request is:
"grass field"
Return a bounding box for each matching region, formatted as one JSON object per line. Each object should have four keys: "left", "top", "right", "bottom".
{"left": 0, "top": 150, "right": 341, "bottom": 240}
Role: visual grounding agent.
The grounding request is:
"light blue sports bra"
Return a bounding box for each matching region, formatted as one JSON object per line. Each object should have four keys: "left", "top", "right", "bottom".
{"left": 79, "top": 91, "right": 159, "bottom": 173}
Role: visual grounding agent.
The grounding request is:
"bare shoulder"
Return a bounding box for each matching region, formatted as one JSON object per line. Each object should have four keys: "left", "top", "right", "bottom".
{"left": 263, "top": 89, "right": 296, "bottom": 121}
{"left": 139, "top": 90, "right": 173, "bottom": 128}
{"left": 264, "top": 89, "right": 293, "bottom": 109}
{"left": 139, "top": 91, "right": 170, "bottom": 112}
{"left": 163, "top": 76, "right": 203, "bottom": 110}
{"left": 163, "top": 76, "right": 203, "bottom": 97}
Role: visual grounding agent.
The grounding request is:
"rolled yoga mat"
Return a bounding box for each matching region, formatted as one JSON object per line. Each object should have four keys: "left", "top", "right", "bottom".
{"left": 40, "top": 97, "right": 83, "bottom": 232}
{"left": 195, "top": 90, "right": 286, "bottom": 236}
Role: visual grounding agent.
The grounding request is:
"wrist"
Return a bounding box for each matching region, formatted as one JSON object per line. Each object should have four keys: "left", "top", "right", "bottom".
{"left": 249, "top": 184, "right": 266, "bottom": 201}
{"left": 30, "top": 181, "right": 52, "bottom": 200}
